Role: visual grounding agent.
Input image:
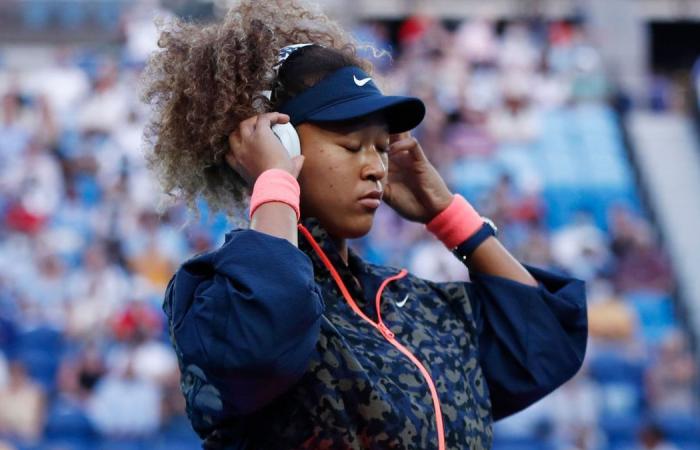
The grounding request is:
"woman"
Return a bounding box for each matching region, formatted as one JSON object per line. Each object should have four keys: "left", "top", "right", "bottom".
{"left": 143, "top": 1, "right": 587, "bottom": 449}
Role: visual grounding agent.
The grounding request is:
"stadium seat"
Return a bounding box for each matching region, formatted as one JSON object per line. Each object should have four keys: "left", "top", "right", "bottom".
{"left": 600, "top": 413, "right": 642, "bottom": 447}
{"left": 13, "top": 327, "right": 64, "bottom": 391}
{"left": 43, "top": 400, "right": 97, "bottom": 442}
{"left": 625, "top": 291, "right": 677, "bottom": 343}
{"left": 655, "top": 412, "right": 700, "bottom": 444}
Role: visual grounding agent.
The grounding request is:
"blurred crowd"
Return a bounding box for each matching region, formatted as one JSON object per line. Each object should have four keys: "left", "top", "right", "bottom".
{"left": 0, "top": 9, "right": 697, "bottom": 450}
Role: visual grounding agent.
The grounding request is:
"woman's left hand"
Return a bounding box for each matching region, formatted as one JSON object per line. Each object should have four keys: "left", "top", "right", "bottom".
{"left": 382, "top": 132, "right": 454, "bottom": 224}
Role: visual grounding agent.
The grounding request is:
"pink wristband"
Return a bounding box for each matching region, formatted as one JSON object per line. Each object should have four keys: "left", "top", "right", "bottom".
{"left": 425, "top": 194, "right": 483, "bottom": 249}
{"left": 249, "top": 169, "right": 301, "bottom": 222}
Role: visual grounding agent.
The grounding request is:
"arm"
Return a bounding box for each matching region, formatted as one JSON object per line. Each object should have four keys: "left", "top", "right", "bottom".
{"left": 385, "top": 134, "right": 587, "bottom": 419}
{"left": 164, "top": 229, "right": 323, "bottom": 435}
{"left": 250, "top": 201, "right": 299, "bottom": 246}
{"left": 434, "top": 201, "right": 587, "bottom": 420}
{"left": 427, "top": 195, "right": 586, "bottom": 418}
{"left": 165, "top": 111, "right": 317, "bottom": 435}
{"left": 464, "top": 264, "right": 587, "bottom": 420}
{"left": 466, "top": 236, "right": 537, "bottom": 287}
{"left": 384, "top": 134, "right": 536, "bottom": 287}
{"left": 226, "top": 111, "right": 305, "bottom": 246}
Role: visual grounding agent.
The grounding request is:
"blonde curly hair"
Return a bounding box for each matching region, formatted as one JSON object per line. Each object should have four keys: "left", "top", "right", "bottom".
{"left": 141, "top": 0, "right": 374, "bottom": 219}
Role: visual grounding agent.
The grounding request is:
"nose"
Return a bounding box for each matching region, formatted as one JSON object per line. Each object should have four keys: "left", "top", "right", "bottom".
{"left": 361, "top": 146, "right": 387, "bottom": 183}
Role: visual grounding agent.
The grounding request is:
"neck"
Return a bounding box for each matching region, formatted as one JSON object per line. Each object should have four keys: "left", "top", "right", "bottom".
{"left": 330, "top": 235, "right": 349, "bottom": 267}
{"left": 299, "top": 216, "right": 350, "bottom": 267}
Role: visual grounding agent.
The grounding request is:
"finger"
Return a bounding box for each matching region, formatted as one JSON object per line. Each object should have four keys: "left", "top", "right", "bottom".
{"left": 254, "top": 114, "right": 270, "bottom": 132}
{"left": 388, "top": 137, "right": 424, "bottom": 161}
{"left": 239, "top": 119, "right": 255, "bottom": 139}
{"left": 228, "top": 128, "right": 242, "bottom": 149}
{"left": 389, "top": 131, "right": 411, "bottom": 144}
{"left": 267, "top": 112, "right": 290, "bottom": 125}
{"left": 382, "top": 182, "right": 394, "bottom": 205}
{"left": 387, "top": 149, "right": 412, "bottom": 164}
{"left": 240, "top": 115, "right": 258, "bottom": 127}
{"left": 388, "top": 137, "right": 414, "bottom": 153}
{"left": 254, "top": 112, "right": 290, "bottom": 131}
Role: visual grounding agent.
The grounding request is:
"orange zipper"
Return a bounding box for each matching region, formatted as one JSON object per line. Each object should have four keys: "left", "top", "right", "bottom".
{"left": 299, "top": 224, "right": 446, "bottom": 450}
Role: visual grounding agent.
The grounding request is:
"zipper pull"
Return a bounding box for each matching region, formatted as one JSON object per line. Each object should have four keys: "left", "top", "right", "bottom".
{"left": 378, "top": 322, "right": 395, "bottom": 339}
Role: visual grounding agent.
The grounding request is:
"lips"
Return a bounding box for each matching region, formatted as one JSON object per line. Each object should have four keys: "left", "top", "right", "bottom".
{"left": 360, "top": 190, "right": 383, "bottom": 200}
{"left": 358, "top": 190, "right": 383, "bottom": 210}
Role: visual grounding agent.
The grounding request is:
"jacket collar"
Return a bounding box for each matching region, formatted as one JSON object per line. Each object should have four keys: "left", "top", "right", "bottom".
{"left": 297, "top": 217, "right": 402, "bottom": 308}
{"left": 297, "top": 217, "right": 367, "bottom": 277}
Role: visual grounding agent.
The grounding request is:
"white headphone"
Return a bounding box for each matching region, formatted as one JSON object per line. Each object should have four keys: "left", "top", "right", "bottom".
{"left": 260, "top": 90, "right": 302, "bottom": 158}
{"left": 271, "top": 122, "right": 301, "bottom": 157}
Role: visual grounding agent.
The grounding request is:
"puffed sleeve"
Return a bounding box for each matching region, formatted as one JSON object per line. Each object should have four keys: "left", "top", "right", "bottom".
{"left": 163, "top": 228, "right": 324, "bottom": 433}
{"left": 465, "top": 264, "right": 588, "bottom": 420}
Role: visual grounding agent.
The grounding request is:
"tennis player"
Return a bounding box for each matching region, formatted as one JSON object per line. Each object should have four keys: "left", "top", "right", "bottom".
{"left": 143, "top": 1, "right": 587, "bottom": 448}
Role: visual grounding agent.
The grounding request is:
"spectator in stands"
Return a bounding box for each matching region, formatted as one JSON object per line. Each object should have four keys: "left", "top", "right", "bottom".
{"left": 614, "top": 226, "right": 674, "bottom": 294}
{"left": 124, "top": 209, "right": 179, "bottom": 292}
{"left": 65, "top": 240, "right": 130, "bottom": 337}
{"left": 108, "top": 302, "right": 177, "bottom": 385}
{"left": 636, "top": 422, "right": 680, "bottom": 450}
{"left": 646, "top": 330, "right": 698, "bottom": 415}
{"left": 488, "top": 77, "right": 541, "bottom": 143}
{"left": 546, "top": 369, "right": 605, "bottom": 450}
{"left": 551, "top": 211, "right": 611, "bottom": 280}
{"left": 514, "top": 226, "right": 553, "bottom": 267}
{"left": 56, "top": 344, "right": 106, "bottom": 404}
{"left": 408, "top": 234, "right": 470, "bottom": 282}
{"left": 86, "top": 355, "right": 161, "bottom": 437}
{"left": 0, "top": 361, "right": 44, "bottom": 441}
{"left": 587, "top": 278, "right": 638, "bottom": 342}
{"left": 608, "top": 204, "right": 674, "bottom": 293}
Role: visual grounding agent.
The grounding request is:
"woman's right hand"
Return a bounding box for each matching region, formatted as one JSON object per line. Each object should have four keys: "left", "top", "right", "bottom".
{"left": 226, "top": 112, "right": 305, "bottom": 186}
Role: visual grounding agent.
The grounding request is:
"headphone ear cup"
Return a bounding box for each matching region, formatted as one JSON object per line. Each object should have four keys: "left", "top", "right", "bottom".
{"left": 271, "top": 122, "right": 301, "bottom": 157}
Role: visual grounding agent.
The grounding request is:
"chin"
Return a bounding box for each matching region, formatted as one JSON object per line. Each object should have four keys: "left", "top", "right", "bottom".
{"left": 326, "top": 214, "right": 374, "bottom": 239}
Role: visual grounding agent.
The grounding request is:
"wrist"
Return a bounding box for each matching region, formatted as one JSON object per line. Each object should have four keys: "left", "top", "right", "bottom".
{"left": 249, "top": 168, "right": 301, "bottom": 221}
{"left": 425, "top": 194, "right": 484, "bottom": 248}
{"left": 450, "top": 221, "right": 497, "bottom": 262}
{"left": 257, "top": 161, "right": 295, "bottom": 180}
{"left": 425, "top": 191, "right": 455, "bottom": 223}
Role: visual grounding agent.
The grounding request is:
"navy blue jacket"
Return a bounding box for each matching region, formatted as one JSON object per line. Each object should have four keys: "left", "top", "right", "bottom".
{"left": 163, "top": 217, "right": 587, "bottom": 449}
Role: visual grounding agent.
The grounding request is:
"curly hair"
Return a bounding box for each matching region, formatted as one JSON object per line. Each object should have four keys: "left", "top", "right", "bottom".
{"left": 141, "top": 0, "right": 374, "bottom": 220}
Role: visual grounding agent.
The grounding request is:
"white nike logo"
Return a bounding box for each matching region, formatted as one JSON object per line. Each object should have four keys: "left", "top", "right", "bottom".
{"left": 353, "top": 75, "right": 372, "bottom": 87}
{"left": 396, "top": 294, "right": 409, "bottom": 308}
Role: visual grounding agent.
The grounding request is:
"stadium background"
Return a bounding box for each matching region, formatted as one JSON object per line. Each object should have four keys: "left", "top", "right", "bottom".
{"left": 0, "top": 0, "right": 699, "bottom": 449}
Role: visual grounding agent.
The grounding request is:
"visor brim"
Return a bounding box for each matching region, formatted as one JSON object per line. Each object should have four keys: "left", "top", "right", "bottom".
{"left": 305, "top": 95, "right": 425, "bottom": 134}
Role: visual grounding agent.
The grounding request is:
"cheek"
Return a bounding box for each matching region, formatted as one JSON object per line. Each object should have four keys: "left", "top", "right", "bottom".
{"left": 312, "top": 152, "right": 349, "bottom": 185}
{"left": 319, "top": 163, "right": 346, "bottom": 193}
{"left": 300, "top": 160, "right": 341, "bottom": 198}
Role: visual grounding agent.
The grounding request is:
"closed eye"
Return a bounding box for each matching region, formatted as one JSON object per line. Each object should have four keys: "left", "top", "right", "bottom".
{"left": 343, "top": 144, "right": 388, "bottom": 153}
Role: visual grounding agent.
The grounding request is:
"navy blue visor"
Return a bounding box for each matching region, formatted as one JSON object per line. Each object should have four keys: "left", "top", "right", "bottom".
{"left": 277, "top": 66, "right": 425, "bottom": 134}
